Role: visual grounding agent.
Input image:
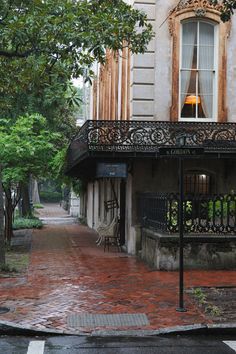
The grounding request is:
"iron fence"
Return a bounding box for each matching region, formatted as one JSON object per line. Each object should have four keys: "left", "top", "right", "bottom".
{"left": 138, "top": 192, "right": 236, "bottom": 234}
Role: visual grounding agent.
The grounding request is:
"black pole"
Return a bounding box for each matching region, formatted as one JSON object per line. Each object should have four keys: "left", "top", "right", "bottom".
{"left": 176, "top": 157, "right": 186, "bottom": 312}
{"left": 120, "top": 179, "right": 126, "bottom": 246}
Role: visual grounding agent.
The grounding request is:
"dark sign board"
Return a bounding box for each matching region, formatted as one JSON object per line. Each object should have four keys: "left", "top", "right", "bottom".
{"left": 96, "top": 163, "right": 127, "bottom": 178}
{"left": 159, "top": 147, "right": 204, "bottom": 157}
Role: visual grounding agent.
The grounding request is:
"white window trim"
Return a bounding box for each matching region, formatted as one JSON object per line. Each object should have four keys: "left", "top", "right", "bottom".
{"left": 178, "top": 19, "right": 219, "bottom": 122}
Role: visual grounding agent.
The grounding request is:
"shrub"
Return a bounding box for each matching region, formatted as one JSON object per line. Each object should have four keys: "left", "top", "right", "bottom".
{"left": 13, "top": 217, "right": 43, "bottom": 230}
{"left": 33, "top": 203, "right": 44, "bottom": 209}
{"left": 39, "top": 191, "right": 61, "bottom": 202}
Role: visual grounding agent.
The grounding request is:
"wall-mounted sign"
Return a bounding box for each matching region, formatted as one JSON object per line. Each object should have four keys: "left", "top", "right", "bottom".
{"left": 159, "top": 147, "right": 204, "bottom": 157}
{"left": 96, "top": 163, "right": 127, "bottom": 178}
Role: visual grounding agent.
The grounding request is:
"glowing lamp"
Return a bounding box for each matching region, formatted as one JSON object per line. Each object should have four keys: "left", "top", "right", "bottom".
{"left": 184, "top": 95, "right": 201, "bottom": 105}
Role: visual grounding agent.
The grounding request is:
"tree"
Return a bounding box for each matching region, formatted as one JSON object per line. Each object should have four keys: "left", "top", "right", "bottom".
{"left": 210, "top": 0, "right": 236, "bottom": 21}
{"left": 0, "top": 114, "right": 61, "bottom": 244}
{"left": 0, "top": 166, "right": 5, "bottom": 264}
{"left": 0, "top": 0, "right": 153, "bottom": 111}
{"left": 0, "top": 0, "right": 153, "bottom": 260}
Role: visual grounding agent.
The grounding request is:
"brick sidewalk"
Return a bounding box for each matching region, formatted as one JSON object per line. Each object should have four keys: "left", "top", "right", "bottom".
{"left": 36, "top": 203, "right": 70, "bottom": 218}
{"left": 0, "top": 220, "right": 236, "bottom": 334}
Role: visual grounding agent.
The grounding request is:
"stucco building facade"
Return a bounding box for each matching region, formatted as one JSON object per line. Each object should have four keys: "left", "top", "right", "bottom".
{"left": 67, "top": 0, "right": 236, "bottom": 269}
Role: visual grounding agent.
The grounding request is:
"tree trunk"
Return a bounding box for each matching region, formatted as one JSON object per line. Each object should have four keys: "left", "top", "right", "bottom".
{"left": 4, "top": 188, "right": 14, "bottom": 246}
{"left": 0, "top": 166, "right": 5, "bottom": 264}
{"left": 32, "top": 179, "right": 40, "bottom": 204}
{"left": 21, "top": 183, "right": 32, "bottom": 217}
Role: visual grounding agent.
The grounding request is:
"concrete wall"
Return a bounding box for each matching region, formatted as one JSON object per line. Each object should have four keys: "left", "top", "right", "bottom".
{"left": 131, "top": 0, "right": 156, "bottom": 120}
{"left": 69, "top": 191, "right": 80, "bottom": 217}
{"left": 141, "top": 229, "right": 236, "bottom": 270}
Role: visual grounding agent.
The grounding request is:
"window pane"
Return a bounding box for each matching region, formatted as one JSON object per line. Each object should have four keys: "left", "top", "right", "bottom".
{"left": 199, "top": 95, "right": 213, "bottom": 118}
{"left": 199, "top": 46, "right": 214, "bottom": 70}
{"left": 184, "top": 174, "right": 210, "bottom": 195}
{"left": 182, "top": 22, "right": 197, "bottom": 69}
{"left": 180, "top": 70, "right": 197, "bottom": 118}
{"left": 199, "top": 22, "right": 214, "bottom": 46}
{"left": 198, "top": 71, "right": 213, "bottom": 118}
{"left": 180, "top": 70, "right": 196, "bottom": 94}
{"left": 182, "top": 45, "right": 197, "bottom": 69}
{"left": 182, "top": 22, "right": 197, "bottom": 45}
{"left": 199, "top": 23, "right": 214, "bottom": 70}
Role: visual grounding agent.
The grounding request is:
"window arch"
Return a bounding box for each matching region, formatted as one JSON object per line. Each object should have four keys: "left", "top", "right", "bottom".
{"left": 169, "top": 1, "right": 230, "bottom": 122}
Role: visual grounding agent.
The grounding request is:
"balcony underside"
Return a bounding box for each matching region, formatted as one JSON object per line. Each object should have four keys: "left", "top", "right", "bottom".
{"left": 66, "top": 120, "right": 236, "bottom": 178}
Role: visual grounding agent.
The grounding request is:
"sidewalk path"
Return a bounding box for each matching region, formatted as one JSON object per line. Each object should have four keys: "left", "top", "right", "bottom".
{"left": 0, "top": 204, "right": 236, "bottom": 334}
{"left": 36, "top": 203, "right": 77, "bottom": 225}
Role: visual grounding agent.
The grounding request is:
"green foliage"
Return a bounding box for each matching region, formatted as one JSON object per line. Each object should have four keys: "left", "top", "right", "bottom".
{"left": 0, "top": 113, "right": 62, "bottom": 186}
{"left": 39, "top": 191, "right": 61, "bottom": 203}
{"left": 33, "top": 203, "right": 44, "bottom": 209}
{"left": 0, "top": 263, "right": 18, "bottom": 273}
{"left": 193, "top": 287, "right": 222, "bottom": 317}
{"left": 208, "top": 196, "right": 236, "bottom": 219}
{"left": 13, "top": 217, "right": 43, "bottom": 230}
{"left": 167, "top": 196, "right": 236, "bottom": 227}
{"left": 71, "top": 180, "right": 85, "bottom": 197}
{"left": 193, "top": 288, "right": 207, "bottom": 305}
{"left": 5, "top": 250, "right": 30, "bottom": 274}
{"left": 205, "top": 304, "right": 222, "bottom": 316}
{"left": 78, "top": 217, "right": 87, "bottom": 226}
{"left": 210, "top": 0, "right": 236, "bottom": 22}
{"left": 0, "top": 0, "right": 153, "bottom": 121}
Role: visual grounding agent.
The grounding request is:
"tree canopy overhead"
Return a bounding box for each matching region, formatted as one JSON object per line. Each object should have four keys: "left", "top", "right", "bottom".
{"left": 0, "top": 0, "right": 153, "bottom": 70}
{"left": 0, "top": 0, "right": 153, "bottom": 126}
{"left": 210, "top": 1, "right": 236, "bottom": 22}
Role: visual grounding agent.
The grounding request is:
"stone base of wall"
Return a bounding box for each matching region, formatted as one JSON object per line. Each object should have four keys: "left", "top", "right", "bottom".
{"left": 141, "top": 228, "right": 236, "bottom": 270}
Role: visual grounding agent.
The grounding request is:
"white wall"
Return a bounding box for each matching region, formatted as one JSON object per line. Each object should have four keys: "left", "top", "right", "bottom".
{"left": 154, "top": 0, "right": 176, "bottom": 121}
{"left": 131, "top": 0, "right": 156, "bottom": 121}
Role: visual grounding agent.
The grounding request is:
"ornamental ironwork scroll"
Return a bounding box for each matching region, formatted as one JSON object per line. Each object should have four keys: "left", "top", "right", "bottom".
{"left": 67, "top": 120, "right": 236, "bottom": 169}
{"left": 85, "top": 120, "right": 236, "bottom": 150}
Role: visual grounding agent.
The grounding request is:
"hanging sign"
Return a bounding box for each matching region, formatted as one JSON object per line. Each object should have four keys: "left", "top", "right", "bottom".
{"left": 159, "top": 147, "right": 204, "bottom": 157}
{"left": 96, "top": 163, "right": 128, "bottom": 178}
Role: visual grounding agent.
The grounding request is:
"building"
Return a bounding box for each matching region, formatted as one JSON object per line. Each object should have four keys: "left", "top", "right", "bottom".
{"left": 66, "top": 0, "right": 236, "bottom": 269}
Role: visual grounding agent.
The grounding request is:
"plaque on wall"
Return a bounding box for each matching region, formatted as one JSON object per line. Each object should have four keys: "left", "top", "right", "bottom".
{"left": 96, "top": 163, "right": 127, "bottom": 178}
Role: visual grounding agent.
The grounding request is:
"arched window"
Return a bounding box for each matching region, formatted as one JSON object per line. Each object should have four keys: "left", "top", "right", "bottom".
{"left": 180, "top": 20, "right": 217, "bottom": 120}
{"left": 169, "top": 2, "right": 230, "bottom": 122}
{"left": 184, "top": 172, "right": 211, "bottom": 195}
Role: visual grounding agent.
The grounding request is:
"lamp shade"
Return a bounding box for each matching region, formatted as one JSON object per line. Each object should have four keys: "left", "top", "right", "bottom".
{"left": 184, "top": 95, "right": 200, "bottom": 105}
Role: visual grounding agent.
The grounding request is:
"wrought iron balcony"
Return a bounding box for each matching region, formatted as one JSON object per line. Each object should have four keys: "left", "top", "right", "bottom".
{"left": 138, "top": 192, "right": 236, "bottom": 235}
{"left": 66, "top": 120, "right": 236, "bottom": 173}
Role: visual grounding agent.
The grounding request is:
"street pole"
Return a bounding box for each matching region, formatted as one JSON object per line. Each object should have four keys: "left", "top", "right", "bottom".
{"left": 176, "top": 157, "right": 186, "bottom": 312}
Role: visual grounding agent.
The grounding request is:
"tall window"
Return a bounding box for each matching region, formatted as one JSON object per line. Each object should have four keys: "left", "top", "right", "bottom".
{"left": 180, "top": 20, "right": 217, "bottom": 121}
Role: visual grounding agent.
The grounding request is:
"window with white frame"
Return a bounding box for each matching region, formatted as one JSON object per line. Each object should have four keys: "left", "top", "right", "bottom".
{"left": 179, "top": 20, "right": 217, "bottom": 121}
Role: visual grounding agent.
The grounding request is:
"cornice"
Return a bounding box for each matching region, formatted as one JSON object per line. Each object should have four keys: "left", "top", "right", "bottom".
{"left": 168, "top": 0, "right": 223, "bottom": 35}
{"left": 174, "top": 0, "right": 221, "bottom": 12}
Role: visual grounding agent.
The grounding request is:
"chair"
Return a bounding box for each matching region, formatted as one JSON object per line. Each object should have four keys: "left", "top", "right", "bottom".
{"left": 96, "top": 216, "right": 118, "bottom": 246}
{"left": 103, "top": 219, "right": 121, "bottom": 252}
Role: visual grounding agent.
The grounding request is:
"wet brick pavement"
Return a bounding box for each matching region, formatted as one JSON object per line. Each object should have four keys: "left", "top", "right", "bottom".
{"left": 0, "top": 204, "right": 236, "bottom": 334}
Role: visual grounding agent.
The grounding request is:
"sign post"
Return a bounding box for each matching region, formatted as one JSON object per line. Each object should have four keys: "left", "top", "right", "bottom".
{"left": 176, "top": 156, "right": 186, "bottom": 312}
{"left": 159, "top": 145, "right": 204, "bottom": 312}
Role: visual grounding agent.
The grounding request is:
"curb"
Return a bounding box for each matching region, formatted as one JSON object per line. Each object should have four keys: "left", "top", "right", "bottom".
{"left": 0, "top": 320, "right": 236, "bottom": 337}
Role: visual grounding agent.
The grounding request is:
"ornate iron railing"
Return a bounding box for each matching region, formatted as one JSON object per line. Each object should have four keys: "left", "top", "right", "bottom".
{"left": 138, "top": 192, "right": 236, "bottom": 235}
{"left": 67, "top": 120, "right": 236, "bottom": 170}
